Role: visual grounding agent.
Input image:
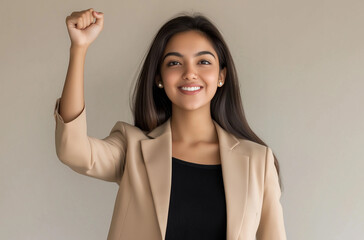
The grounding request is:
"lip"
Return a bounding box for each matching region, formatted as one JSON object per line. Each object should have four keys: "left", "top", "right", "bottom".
{"left": 178, "top": 85, "right": 203, "bottom": 95}
{"left": 178, "top": 84, "right": 203, "bottom": 88}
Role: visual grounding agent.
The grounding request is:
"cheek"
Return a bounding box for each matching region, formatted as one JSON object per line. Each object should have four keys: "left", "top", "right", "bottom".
{"left": 202, "top": 69, "right": 219, "bottom": 84}
{"left": 161, "top": 70, "right": 180, "bottom": 88}
{"left": 202, "top": 70, "right": 219, "bottom": 94}
{"left": 164, "top": 71, "right": 180, "bottom": 80}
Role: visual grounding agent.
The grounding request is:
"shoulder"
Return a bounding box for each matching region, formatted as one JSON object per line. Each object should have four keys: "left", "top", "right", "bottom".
{"left": 234, "top": 138, "right": 271, "bottom": 166}
{"left": 109, "top": 120, "right": 149, "bottom": 139}
{"left": 236, "top": 138, "right": 268, "bottom": 155}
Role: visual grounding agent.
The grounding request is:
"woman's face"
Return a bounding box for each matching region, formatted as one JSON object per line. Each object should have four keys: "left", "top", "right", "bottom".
{"left": 157, "top": 30, "right": 226, "bottom": 112}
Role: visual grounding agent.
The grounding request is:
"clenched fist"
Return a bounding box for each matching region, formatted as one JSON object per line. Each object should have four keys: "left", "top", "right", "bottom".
{"left": 65, "top": 8, "right": 104, "bottom": 48}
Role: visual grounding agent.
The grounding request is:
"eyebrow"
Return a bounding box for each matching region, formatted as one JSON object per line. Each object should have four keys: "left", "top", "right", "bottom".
{"left": 162, "top": 51, "right": 216, "bottom": 61}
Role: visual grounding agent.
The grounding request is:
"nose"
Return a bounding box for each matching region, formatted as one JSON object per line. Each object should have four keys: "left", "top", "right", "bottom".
{"left": 182, "top": 63, "right": 197, "bottom": 80}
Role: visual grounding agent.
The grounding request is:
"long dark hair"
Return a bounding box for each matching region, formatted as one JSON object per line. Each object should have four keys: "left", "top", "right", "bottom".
{"left": 130, "top": 12, "right": 284, "bottom": 190}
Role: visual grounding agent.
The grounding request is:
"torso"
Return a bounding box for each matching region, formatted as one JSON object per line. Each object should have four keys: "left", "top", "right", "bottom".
{"left": 172, "top": 141, "right": 221, "bottom": 165}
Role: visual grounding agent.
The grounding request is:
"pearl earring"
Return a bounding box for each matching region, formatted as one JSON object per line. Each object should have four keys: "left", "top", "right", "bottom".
{"left": 158, "top": 82, "right": 163, "bottom": 88}
{"left": 219, "top": 81, "right": 223, "bottom": 86}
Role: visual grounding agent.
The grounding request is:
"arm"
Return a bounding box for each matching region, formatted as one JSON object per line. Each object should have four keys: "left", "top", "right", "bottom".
{"left": 54, "top": 11, "right": 123, "bottom": 183}
{"left": 256, "top": 147, "right": 287, "bottom": 240}
{"left": 58, "top": 46, "right": 87, "bottom": 123}
{"left": 54, "top": 97, "right": 127, "bottom": 184}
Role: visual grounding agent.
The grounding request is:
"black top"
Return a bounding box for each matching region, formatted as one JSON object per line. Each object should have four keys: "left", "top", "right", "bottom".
{"left": 165, "top": 157, "right": 227, "bottom": 240}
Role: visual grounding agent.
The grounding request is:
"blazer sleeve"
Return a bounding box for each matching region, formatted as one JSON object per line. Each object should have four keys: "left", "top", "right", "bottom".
{"left": 53, "top": 97, "right": 127, "bottom": 184}
{"left": 256, "top": 147, "right": 287, "bottom": 240}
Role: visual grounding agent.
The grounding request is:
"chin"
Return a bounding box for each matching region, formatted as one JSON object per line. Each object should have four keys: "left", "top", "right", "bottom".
{"left": 172, "top": 101, "right": 211, "bottom": 112}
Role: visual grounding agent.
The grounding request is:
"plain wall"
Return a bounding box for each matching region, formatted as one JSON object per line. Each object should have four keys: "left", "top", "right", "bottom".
{"left": 1, "top": 0, "right": 363, "bottom": 239}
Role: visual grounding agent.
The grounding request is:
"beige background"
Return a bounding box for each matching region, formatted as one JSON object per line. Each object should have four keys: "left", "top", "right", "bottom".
{"left": 1, "top": 0, "right": 363, "bottom": 239}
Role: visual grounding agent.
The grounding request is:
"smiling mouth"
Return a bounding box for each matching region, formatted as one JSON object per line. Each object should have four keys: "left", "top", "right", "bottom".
{"left": 178, "top": 86, "right": 203, "bottom": 95}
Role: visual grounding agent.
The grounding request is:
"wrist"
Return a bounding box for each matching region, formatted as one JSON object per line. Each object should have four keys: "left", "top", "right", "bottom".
{"left": 70, "top": 44, "right": 89, "bottom": 52}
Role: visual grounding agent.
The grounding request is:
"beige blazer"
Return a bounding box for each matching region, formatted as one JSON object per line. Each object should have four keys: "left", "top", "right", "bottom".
{"left": 53, "top": 97, "right": 287, "bottom": 240}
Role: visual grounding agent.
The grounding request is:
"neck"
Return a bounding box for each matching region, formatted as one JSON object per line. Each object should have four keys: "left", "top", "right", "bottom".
{"left": 170, "top": 106, "right": 218, "bottom": 145}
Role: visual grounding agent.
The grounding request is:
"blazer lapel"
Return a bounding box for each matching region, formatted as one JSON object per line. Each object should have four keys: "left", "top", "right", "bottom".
{"left": 140, "top": 117, "right": 250, "bottom": 240}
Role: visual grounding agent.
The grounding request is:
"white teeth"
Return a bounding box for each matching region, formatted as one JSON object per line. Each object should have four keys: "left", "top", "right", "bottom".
{"left": 181, "top": 86, "right": 201, "bottom": 91}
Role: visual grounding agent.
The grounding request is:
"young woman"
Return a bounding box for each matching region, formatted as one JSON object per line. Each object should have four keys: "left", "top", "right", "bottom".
{"left": 54, "top": 8, "right": 287, "bottom": 240}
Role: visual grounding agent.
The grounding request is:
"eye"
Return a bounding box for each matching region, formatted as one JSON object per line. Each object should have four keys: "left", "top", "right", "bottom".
{"left": 167, "top": 61, "right": 180, "bottom": 66}
{"left": 200, "top": 60, "right": 211, "bottom": 65}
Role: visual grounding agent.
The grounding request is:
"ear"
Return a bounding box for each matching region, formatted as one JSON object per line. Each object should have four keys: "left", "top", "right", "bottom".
{"left": 219, "top": 67, "right": 227, "bottom": 84}
{"left": 155, "top": 74, "right": 160, "bottom": 85}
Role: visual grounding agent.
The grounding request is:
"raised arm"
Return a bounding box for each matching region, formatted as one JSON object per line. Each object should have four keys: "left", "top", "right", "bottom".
{"left": 59, "top": 8, "right": 104, "bottom": 123}
{"left": 54, "top": 9, "right": 127, "bottom": 184}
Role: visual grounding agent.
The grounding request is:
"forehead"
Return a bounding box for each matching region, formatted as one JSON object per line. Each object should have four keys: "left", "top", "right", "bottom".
{"left": 163, "top": 30, "right": 216, "bottom": 55}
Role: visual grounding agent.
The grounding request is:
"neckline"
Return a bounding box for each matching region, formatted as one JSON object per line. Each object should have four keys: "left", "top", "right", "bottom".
{"left": 172, "top": 157, "right": 221, "bottom": 169}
